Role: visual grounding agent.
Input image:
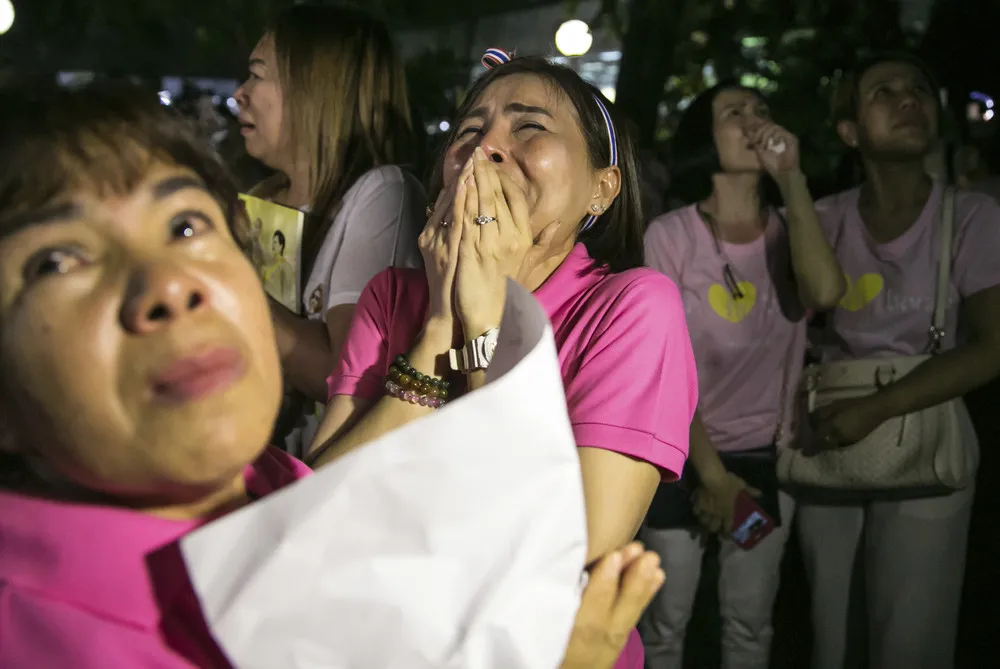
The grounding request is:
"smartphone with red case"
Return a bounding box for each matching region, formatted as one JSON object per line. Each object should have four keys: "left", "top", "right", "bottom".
{"left": 730, "top": 490, "right": 776, "bottom": 550}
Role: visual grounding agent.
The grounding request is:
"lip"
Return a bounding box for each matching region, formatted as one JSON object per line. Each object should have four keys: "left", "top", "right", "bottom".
{"left": 151, "top": 347, "right": 247, "bottom": 404}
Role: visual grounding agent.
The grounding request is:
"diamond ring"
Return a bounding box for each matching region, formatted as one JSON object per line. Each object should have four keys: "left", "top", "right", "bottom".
{"left": 474, "top": 215, "right": 497, "bottom": 225}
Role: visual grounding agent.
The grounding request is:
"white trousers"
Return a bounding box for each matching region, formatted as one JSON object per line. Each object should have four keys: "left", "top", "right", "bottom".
{"left": 797, "top": 486, "right": 974, "bottom": 669}
{"left": 638, "top": 491, "right": 796, "bottom": 669}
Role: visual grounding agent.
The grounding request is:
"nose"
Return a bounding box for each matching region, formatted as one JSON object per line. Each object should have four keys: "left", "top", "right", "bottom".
{"left": 120, "top": 262, "right": 209, "bottom": 335}
{"left": 478, "top": 128, "right": 509, "bottom": 164}
{"left": 898, "top": 88, "right": 920, "bottom": 110}
{"left": 233, "top": 83, "right": 249, "bottom": 112}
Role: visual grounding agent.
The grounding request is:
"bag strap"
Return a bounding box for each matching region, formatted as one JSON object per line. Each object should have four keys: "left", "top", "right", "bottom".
{"left": 929, "top": 186, "right": 955, "bottom": 353}
{"left": 772, "top": 323, "right": 797, "bottom": 445}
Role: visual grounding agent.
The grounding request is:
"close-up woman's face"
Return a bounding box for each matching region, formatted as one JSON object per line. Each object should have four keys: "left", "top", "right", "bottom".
{"left": 711, "top": 87, "right": 771, "bottom": 173}
{"left": 850, "top": 60, "right": 938, "bottom": 159}
{"left": 235, "top": 33, "right": 288, "bottom": 170}
{"left": 442, "top": 73, "right": 610, "bottom": 239}
{"left": 0, "top": 160, "right": 283, "bottom": 506}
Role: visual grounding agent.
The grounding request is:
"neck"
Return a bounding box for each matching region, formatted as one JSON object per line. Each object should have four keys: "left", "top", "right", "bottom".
{"left": 859, "top": 158, "right": 931, "bottom": 215}
{"left": 278, "top": 159, "right": 311, "bottom": 210}
{"left": 31, "top": 469, "right": 251, "bottom": 522}
{"left": 702, "top": 173, "right": 763, "bottom": 226}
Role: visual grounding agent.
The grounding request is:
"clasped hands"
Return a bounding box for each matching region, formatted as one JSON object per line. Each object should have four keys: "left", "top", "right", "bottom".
{"left": 419, "top": 146, "right": 559, "bottom": 341}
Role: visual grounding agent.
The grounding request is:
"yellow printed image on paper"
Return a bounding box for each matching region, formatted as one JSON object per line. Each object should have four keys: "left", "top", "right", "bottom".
{"left": 239, "top": 194, "right": 304, "bottom": 312}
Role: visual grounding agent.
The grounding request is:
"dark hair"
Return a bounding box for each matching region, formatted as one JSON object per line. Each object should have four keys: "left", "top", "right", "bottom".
{"left": 272, "top": 229, "right": 286, "bottom": 252}
{"left": 0, "top": 79, "right": 244, "bottom": 490}
{"left": 832, "top": 50, "right": 942, "bottom": 126}
{"left": 427, "top": 56, "right": 644, "bottom": 273}
{"left": 668, "top": 81, "right": 781, "bottom": 207}
{"left": 0, "top": 79, "right": 240, "bottom": 240}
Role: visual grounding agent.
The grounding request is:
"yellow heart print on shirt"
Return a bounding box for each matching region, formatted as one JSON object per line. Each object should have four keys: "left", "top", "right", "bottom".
{"left": 708, "top": 282, "right": 757, "bottom": 323}
{"left": 839, "top": 273, "right": 884, "bottom": 311}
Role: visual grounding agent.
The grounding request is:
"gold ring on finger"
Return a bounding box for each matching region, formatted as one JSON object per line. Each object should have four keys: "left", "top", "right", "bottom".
{"left": 425, "top": 204, "right": 435, "bottom": 219}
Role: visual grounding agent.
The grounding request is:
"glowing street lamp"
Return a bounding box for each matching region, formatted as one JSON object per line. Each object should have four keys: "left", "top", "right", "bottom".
{"left": 555, "top": 19, "right": 592, "bottom": 57}
{"left": 0, "top": 0, "right": 14, "bottom": 35}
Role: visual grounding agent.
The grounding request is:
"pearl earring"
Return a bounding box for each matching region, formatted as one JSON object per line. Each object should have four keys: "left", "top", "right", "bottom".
{"left": 590, "top": 204, "right": 602, "bottom": 213}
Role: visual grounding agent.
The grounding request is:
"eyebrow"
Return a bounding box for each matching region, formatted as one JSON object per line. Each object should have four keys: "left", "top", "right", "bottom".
{"left": 463, "top": 102, "right": 555, "bottom": 122}
{"left": 152, "top": 175, "right": 209, "bottom": 200}
{"left": 0, "top": 176, "right": 209, "bottom": 238}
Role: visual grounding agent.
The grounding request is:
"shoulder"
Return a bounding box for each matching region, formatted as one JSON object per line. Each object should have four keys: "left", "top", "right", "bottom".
{"left": 955, "top": 188, "right": 1000, "bottom": 227}
{"left": 359, "top": 266, "right": 428, "bottom": 307}
{"left": 813, "top": 187, "right": 860, "bottom": 235}
{"left": 645, "top": 204, "right": 698, "bottom": 238}
{"left": 343, "top": 165, "right": 425, "bottom": 203}
{"left": 590, "top": 267, "right": 684, "bottom": 330}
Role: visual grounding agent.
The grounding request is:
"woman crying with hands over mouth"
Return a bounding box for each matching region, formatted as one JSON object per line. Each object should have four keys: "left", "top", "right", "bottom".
{"left": 308, "top": 51, "right": 698, "bottom": 669}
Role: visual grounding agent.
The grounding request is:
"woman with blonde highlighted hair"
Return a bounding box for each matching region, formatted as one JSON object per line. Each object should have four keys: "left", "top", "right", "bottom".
{"left": 234, "top": 3, "right": 424, "bottom": 455}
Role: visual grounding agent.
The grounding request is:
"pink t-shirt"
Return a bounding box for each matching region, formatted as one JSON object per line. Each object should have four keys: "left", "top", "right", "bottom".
{"left": 814, "top": 181, "right": 1000, "bottom": 360}
{"left": 0, "top": 447, "right": 310, "bottom": 669}
{"left": 328, "top": 242, "right": 699, "bottom": 669}
{"left": 645, "top": 205, "right": 807, "bottom": 451}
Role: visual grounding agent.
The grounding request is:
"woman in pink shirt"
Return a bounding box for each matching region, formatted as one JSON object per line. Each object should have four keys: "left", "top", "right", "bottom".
{"left": 640, "top": 83, "right": 844, "bottom": 669}
{"left": 799, "top": 53, "right": 1000, "bottom": 669}
{"left": 0, "top": 80, "right": 666, "bottom": 669}
{"left": 308, "top": 53, "right": 699, "bottom": 669}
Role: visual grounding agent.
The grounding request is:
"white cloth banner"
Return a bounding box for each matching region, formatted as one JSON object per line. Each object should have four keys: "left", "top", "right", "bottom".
{"left": 180, "top": 280, "right": 588, "bottom": 669}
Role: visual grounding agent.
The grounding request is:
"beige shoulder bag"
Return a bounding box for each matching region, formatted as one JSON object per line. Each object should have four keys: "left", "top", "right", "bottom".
{"left": 778, "top": 187, "right": 979, "bottom": 498}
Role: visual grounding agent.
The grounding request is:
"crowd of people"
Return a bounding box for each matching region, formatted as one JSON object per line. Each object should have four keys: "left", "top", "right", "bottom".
{"left": 0, "top": 3, "right": 997, "bottom": 669}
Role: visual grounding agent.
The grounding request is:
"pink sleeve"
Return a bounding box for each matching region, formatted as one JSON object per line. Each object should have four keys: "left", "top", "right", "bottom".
{"left": 953, "top": 192, "right": 1000, "bottom": 297}
{"left": 326, "top": 269, "right": 394, "bottom": 400}
{"left": 643, "top": 212, "right": 682, "bottom": 282}
{"left": 565, "top": 273, "right": 698, "bottom": 481}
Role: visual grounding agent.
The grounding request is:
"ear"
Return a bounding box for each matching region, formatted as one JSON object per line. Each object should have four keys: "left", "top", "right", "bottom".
{"left": 589, "top": 166, "right": 622, "bottom": 214}
{"left": 836, "top": 120, "right": 860, "bottom": 150}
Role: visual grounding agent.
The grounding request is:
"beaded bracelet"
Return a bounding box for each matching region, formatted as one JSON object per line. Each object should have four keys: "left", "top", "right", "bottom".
{"left": 384, "top": 354, "right": 450, "bottom": 408}
{"left": 385, "top": 378, "right": 446, "bottom": 408}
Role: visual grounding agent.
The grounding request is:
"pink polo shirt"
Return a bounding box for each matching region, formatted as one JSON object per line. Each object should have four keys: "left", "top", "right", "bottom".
{"left": 0, "top": 447, "right": 310, "bottom": 669}
{"left": 645, "top": 205, "right": 807, "bottom": 451}
{"left": 328, "top": 242, "right": 699, "bottom": 669}
{"left": 814, "top": 181, "right": 1000, "bottom": 360}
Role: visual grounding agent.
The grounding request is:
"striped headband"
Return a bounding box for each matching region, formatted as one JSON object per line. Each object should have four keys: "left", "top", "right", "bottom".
{"left": 480, "top": 47, "right": 618, "bottom": 232}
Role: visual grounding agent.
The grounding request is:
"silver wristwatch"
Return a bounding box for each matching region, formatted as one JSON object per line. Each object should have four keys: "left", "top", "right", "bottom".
{"left": 449, "top": 328, "right": 500, "bottom": 372}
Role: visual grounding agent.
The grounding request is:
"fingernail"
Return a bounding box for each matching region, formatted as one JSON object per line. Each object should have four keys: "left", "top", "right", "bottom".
{"left": 474, "top": 146, "right": 487, "bottom": 160}
{"left": 654, "top": 568, "right": 666, "bottom": 584}
{"left": 607, "top": 551, "right": 622, "bottom": 569}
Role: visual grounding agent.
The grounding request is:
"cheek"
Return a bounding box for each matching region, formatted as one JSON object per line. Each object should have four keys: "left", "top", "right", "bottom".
{"left": 442, "top": 141, "right": 474, "bottom": 189}
{"left": 1, "top": 284, "right": 126, "bottom": 445}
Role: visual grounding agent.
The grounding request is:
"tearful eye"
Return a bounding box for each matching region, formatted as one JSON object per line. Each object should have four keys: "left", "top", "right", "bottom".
{"left": 169, "top": 211, "right": 215, "bottom": 240}
{"left": 457, "top": 125, "right": 482, "bottom": 138}
{"left": 24, "top": 248, "right": 83, "bottom": 281}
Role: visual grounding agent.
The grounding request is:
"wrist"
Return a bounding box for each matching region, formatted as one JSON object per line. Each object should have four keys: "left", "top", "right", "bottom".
{"left": 695, "top": 460, "right": 728, "bottom": 488}
{"left": 460, "top": 320, "right": 501, "bottom": 343}
{"left": 773, "top": 169, "right": 807, "bottom": 193}
{"left": 870, "top": 387, "right": 903, "bottom": 422}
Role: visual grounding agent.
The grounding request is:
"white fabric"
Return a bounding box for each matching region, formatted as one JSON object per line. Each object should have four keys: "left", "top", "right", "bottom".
{"left": 797, "top": 486, "right": 974, "bottom": 669}
{"left": 302, "top": 165, "right": 424, "bottom": 316}
{"left": 180, "top": 280, "right": 588, "bottom": 669}
{"left": 285, "top": 165, "right": 425, "bottom": 458}
{"left": 638, "top": 491, "right": 795, "bottom": 669}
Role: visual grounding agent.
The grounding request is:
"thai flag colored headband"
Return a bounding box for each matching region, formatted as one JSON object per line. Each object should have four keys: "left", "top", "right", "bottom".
{"left": 480, "top": 47, "right": 618, "bottom": 232}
